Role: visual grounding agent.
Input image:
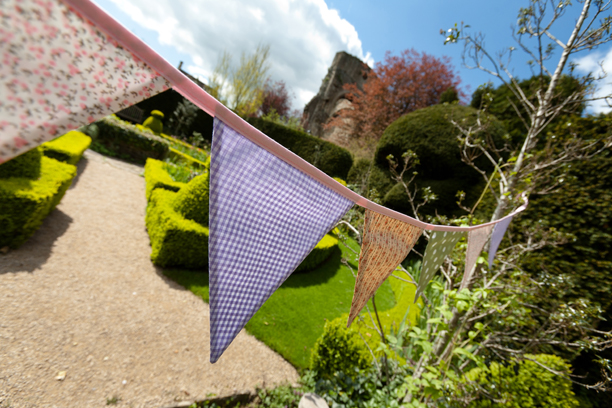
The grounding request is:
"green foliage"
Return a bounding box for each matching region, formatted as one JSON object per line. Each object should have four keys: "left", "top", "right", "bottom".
{"left": 167, "top": 147, "right": 208, "bottom": 170}
{"left": 142, "top": 110, "right": 164, "bottom": 134}
{"left": 310, "top": 318, "right": 372, "bottom": 379}
{"left": 256, "top": 384, "right": 308, "bottom": 408}
{"left": 295, "top": 234, "right": 339, "bottom": 272}
{"left": 144, "top": 158, "right": 185, "bottom": 202}
{"left": 173, "top": 172, "right": 210, "bottom": 227}
{"left": 374, "top": 104, "right": 505, "bottom": 216}
{"left": 0, "top": 147, "right": 42, "bottom": 179}
{"left": 93, "top": 115, "right": 169, "bottom": 164}
{"left": 439, "top": 87, "right": 459, "bottom": 104}
{"left": 260, "top": 109, "right": 304, "bottom": 131}
{"left": 145, "top": 188, "right": 209, "bottom": 269}
{"left": 465, "top": 354, "right": 580, "bottom": 408}
{"left": 41, "top": 131, "right": 91, "bottom": 166}
{"left": 247, "top": 117, "right": 354, "bottom": 179}
{"left": 347, "top": 158, "right": 372, "bottom": 188}
{"left": 0, "top": 156, "right": 76, "bottom": 248}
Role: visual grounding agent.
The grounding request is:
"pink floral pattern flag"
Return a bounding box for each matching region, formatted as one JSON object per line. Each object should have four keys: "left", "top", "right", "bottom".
{"left": 0, "top": 0, "right": 171, "bottom": 163}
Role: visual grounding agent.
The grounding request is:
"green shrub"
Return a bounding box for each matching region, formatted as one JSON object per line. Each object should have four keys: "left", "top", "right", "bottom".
{"left": 145, "top": 188, "right": 209, "bottom": 268}
{"left": 465, "top": 354, "right": 580, "bottom": 408}
{"left": 142, "top": 109, "right": 164, "bottom": 134}
{"left": 93, "top": 115, "right": 169, "bottom": 164}
{"left": 173, "top": 172, "right": 210, "bottom": 226}
{"left": 295, "top": 234, "right": 339, "bottom": 272}
{"left": 144, "top": 158, "right": 185, "bottom": 202}
{"left": 310, "top": 318, "right": 372, "bottom": 379}
{"left": 41, "top": 131, "right": 92, "bottom": 165}
{"left": 0, "top": 156, "right": 76, "bottom": 248}
{"left": 0, "top": 147, "right": 42, "bottom": 180}
{"left": 374, "top": 104, "right": 506, "bottom": 216}
{"left": 347, "top": 158, "right": 372, "bottom": 188}
{"left": 247, "top": 117, "right": 354, "bottom": 179}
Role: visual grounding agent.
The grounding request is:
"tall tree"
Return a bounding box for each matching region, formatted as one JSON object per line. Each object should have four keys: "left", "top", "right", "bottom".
{"left": 259, "top": 79, "right": 292, "bottom": 118}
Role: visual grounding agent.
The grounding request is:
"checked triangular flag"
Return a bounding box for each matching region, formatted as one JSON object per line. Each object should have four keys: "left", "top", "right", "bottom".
{"left": 208, "top": 118, "right": 354, "bottom": 363}
{"left": 460, "top": 225, "right": 494, "bottom": 290}
{"left": 347, "top": 210, "right": 422, "bottom": 327}
{"left": 415, "top": 230, "right": 464, "bottom": 301}
{"left": 488, "top": 217, "right": 513, "bottom": 267}
{"left": 0, "top": 0, "right": 170, "bottom": 163}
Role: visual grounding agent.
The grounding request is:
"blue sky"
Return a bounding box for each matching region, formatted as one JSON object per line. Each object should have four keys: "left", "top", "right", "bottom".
{"left": 94, "top": 0, "right": 612, "bottom": 113}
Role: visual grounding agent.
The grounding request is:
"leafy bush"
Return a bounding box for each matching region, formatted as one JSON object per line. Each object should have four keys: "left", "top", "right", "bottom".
{"left": 310, "top": 318, "right": 372, "bottom": 379}
{"left": 40, "top": 131, "right": 91, "bottom": 165}
{"left": 295, "top": 234, "right": 339, "bottom": 272}
{"left": 0, "top": 147, "right": 42, "bottom": 179}
{"left": 144, "top": 158, "right": 185, "bottom": 202}
{"left": 0, "top": 156, "right": 76, "bottom": 248}
{"left": 142, "top": 109, "right": 164, "bottom": 134}
{"left": 465, "top": 354, "right": 580, "bottom": 408}
{"left": 247, "top": 117, "right": 354, "bottom": 179}
{"left": 145, "top": 188, "right": 209, "bottom": 268}
{"left": 173, "top": 172, "right": 210, "bottom": 227}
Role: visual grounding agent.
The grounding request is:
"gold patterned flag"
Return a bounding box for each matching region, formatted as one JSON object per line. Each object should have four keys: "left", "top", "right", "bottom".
{"left": 460, "top": 225, "right": 494, "bottom": 290}
{"left": 347, "top": 210, "right": 422, "bottom": 327}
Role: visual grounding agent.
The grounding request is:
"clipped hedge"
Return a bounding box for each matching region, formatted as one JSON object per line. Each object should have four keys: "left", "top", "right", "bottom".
{"left": 167, "top": 147, "right": 209, "bottom": 170}
{"left": 173, "top": 172, "right": 210, "bottom": 226}
{"left": 146, "top": 188, "right": 209, "bottom": 268}
{"left": 247, "top": 117, "right": 354, "bottom": 179}
{"left": 0, "top": 147, "right": 42, "bottom": 180}
{"left": 93, "top": 115, "right": 169, "bottom": 164}
{"left": 0, "top": 156, "right": 76, "bottom": 248}
{"left": 41, "top": 131, "right": 91, "bottom": 165}
{"left": 295, "top": 234, "right": 339, "bottom": 272}
{"left": 144, "top": 158, "right": 185, "bottom": 202}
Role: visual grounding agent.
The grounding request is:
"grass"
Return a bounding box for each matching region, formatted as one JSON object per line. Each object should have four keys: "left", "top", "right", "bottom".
{"left": 163, "top": 237, "right": 398, "bottom": 369}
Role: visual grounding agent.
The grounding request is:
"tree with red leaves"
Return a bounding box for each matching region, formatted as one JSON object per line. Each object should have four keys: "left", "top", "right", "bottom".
{"left": 326, "top": 48, "right": 464, "bottom": 154}
{"left": 259, "top": 79, "right": 292, "bottom": 118}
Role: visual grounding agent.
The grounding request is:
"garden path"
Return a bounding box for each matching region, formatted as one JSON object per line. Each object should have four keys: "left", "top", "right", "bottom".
{"left": 0, "top": 150, "right": 299, "bottom": 408}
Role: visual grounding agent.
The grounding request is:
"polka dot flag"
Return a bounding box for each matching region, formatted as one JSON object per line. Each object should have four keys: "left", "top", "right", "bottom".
{"left": 461, "top": 225, "right": 494, "bottom": 290}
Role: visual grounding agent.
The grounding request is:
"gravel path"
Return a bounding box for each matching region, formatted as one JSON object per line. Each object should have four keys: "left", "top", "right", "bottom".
{"left": 0, "top": 151, "right": 299, "bottom": 408}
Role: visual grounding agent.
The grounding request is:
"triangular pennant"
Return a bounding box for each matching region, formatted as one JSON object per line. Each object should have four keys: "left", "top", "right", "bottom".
{"left": 460, "top": 225, "right": 494, "bottom": 290}
{"left": 0, "top": 0, "right": 171, "bottom": 163}
{"left": 488, "top": 217, "right": 513, "bottom": 267}
{"left": 415, "top": 230, "right": 464, "bottom": 301}
{"left": 347, "top": 210, "right": 422, "bottom": 327}
{"left": 208, "top": 118, "right": 353, "bottom": 363}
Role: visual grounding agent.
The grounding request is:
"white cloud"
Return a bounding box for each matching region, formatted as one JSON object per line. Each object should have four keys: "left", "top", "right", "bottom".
{"left": 574, "top": 46, "right": 612, "bottom": 114}
{"left": 107, "top": 0, "right": 373, "bottom": 111}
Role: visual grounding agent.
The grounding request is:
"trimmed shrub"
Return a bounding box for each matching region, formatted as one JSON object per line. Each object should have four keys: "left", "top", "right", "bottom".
{"left": 146, "top": 188, "right": 209, "bottom": 268}
{"left": 0, "top": 157, "right": 76, "bottom": 248}
{"left": 311, "top": 318, "right": 372, "bottom": 379}
{"left": 144, "top": 158, "right": 185, "bottom": 202}
{"left": 465, "top": 354, "right": 579, "bottom": 408}
{"left": 173, "top": 172, "right": 210, "bottom": 226}
{"left": 142, "top": 110, "right": 164, "bottom": 134}
{"left": 347, "top": 158, "right": 371, "bottom": 188}
{"left": 247, "top": 117, "right": 354, "bottom": 179}
{"left": 0, "top": 147, "right": 42, "bottom": 180}
{"left": 93, "top": 115, "right": 169, "bottom": 164}
{"left": 41, "top": 131, "right": 92, "bottom": 165}
{"left": 295, "top": 234, "right": 339, "bottom": 272}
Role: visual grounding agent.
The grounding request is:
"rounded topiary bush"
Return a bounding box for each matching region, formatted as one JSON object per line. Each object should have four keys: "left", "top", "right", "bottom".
{"left": 143, "top": 110, "right": 165, "bottom": 135}
{"left": 0, "top": 147, "right": 42, "bottom": 179}
{"left": 374, "top": 104, "right": 506, "bottom": 216}
{"left": 173, "top": 171, "right": 209, "bottom": 226}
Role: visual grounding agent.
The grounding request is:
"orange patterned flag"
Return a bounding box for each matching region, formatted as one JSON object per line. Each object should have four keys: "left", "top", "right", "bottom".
{"left": 347, "top": 209, "right": 422, "bottom": 327}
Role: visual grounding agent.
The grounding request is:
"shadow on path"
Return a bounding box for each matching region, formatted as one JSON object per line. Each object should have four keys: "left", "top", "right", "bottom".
{"left": 68, "top": 156, "right": 89, "bottom": 190}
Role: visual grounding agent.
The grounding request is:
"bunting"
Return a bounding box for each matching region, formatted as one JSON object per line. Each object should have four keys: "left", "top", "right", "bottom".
{"left": 488, "top": 216, "right": 513, "bottom": 267}
{"left": 0, "top": 0, "right": 170, "bottom": 163}
{"left": 461, "top": 225, "right": 494, "bottom": 290}
{"left": 347, "top": 210, "right": 422, "bottom": 327}
{"left": 208, "top": 118, "right": 353, "bottom": 362}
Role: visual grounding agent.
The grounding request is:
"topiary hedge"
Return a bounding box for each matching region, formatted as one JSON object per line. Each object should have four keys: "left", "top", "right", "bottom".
{"left": 295, "top": 234, "right": 339, "bottom": 273}
{"left": 0, "top": 155, "right": 76, "bottom": 248}
{"left": 172, "top": 172, "right": 209, "bottom": 227}
{"left": 144, "top": 158, "right": 185, "bottom": 202}
{"left": 0, "top": 147, "right": 42, "bottom": 180}
{"left": 40, "top": 131, "right": 92, "bottom": 166}
{"left": 145, "top": 188, "right": 209, "bottom": 268}
{"left": 247, "top": 117, "right": 354, "bottom": 179}
{"left": 373, "top": 104, "right": 506, "bottom": 216}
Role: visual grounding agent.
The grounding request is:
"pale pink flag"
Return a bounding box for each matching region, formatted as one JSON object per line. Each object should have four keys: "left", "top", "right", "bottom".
{"left": 460, "top": 225, "right": 494, "bottom": 290}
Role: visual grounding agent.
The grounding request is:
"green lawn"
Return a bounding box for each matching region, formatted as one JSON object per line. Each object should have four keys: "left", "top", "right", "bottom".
{"left": 163, "top": 237, "right": 398, "bottom": 369}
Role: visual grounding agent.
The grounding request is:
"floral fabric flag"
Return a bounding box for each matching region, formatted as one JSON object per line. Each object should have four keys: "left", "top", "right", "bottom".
{"left": 460, "top": 225, "right": 494, "bottom": 290}
{"left": 415, "top": 230, "right": 464, "bottom": 301}
{"left": 488, "top": 217, "right": 513, "bottom": 267}
{"left": 208, "top": 118, "right": 354, "bottom": 363}
{"left": 348, "top": 210, "right": 422, "bottom": 327}
{"left": 0, "top": 0, "right": 170, "bottom": 163}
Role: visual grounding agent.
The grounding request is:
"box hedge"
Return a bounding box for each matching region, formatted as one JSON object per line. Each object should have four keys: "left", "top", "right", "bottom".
{"left": 0, "top": 147, "right": 42, "bottom": 180}
{"left": 247, "top": 117, "right": 354, "bottom": 180}
{"left": 145, "top": 188, "right": 209, "bottom": 268}
{"left": 173, "top": 171, "right": 210, "bottom": 227}
{"left": 144, "top": 158, "right": 185, "bottom": 202}
{"left": 0, "top": 156, "right": 76, "bottom": 248}
{"left": 295, "top": 234, "right": 339, "bottom": 272}
{"left": 41, "top": 131, "right": 92, "bottom": 165}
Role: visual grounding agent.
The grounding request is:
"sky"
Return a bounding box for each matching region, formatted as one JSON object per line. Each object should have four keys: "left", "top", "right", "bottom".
{"left": 94, "top": 0, "right": 612, "bottom": 114}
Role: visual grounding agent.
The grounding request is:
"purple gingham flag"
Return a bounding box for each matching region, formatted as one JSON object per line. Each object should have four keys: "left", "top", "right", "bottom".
{"left": 208, "top": 118, "right": 354, "bottom": 363}
{"left": 488, "top": 216, "right": 513, "bottom": 267}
